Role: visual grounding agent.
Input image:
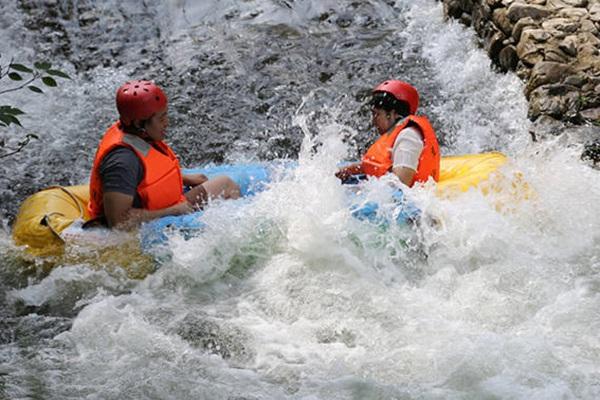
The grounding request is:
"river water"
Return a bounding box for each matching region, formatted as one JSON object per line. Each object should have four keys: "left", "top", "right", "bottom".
{"left": 1, "top": 0, "right": 600, "bottom": 399}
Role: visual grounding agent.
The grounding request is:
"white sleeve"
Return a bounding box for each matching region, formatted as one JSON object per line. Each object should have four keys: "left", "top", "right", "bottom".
{"left": 392, "top": 126, "right": 424, "bottom": 171}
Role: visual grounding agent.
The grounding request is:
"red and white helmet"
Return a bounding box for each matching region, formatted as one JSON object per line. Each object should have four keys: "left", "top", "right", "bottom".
{"left": 116, "top": 80, "right": 167, "bottom": 124}
{"left": 373, "top": 80, "right": 419, "bottom": 115}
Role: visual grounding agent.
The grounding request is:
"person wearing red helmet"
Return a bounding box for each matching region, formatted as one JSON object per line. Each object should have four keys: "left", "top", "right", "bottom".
{"left": 88, "top": 80, "right": 240, "bottom": 229}
{"left": 336, "top": 80, "right": 440, "bottom": 187}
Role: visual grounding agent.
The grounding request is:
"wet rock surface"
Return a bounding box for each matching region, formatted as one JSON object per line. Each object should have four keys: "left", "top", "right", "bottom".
{"left": 176, "top": 313, "right": 255, "bottom": 362}
{"left": 17, "top": 0, "right": 163, "bottom": 71}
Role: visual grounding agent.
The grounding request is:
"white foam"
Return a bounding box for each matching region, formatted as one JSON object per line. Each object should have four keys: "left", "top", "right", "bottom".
{"left": 2, "top": 0, "right": 600, "bottom": 398}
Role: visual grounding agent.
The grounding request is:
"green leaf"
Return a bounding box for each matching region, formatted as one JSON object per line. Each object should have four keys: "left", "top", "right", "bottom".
{"left": 0, "top": 106, "right": 25, "bottom": 116}
{"left": 42, "top": 76, "right": 57, "bottom": 87}
{"left": 47, "top": 69, "right": 70, "bottom": 79}
{"left": 9, "top": 108, "right": 25, "bottom": 116}
{"left": 28, "top": 85, "right": 44, "bottom": 93}
{"left": 34, "top": 61, "right": 51, "bottom": 70}
{"left": 0, "top": 114, "right": 22, "bottom": 127}
{"left": 8, "top": 72, "right": 23, "bottom": 81}
{"left": 9, "top": 63, "right": 33, "bottom": 73}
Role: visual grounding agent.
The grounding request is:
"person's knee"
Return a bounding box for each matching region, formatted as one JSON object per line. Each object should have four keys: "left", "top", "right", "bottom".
{"left": 205, "top": 176, "right": 240, "bottom": 199}
{"left": 224, "top": 177, "right": 241, "bottom": 198}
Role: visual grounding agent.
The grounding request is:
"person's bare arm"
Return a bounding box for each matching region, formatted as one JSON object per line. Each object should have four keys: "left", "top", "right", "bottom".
{"left": 183, "top": 173, "right": 208, "bottom": 187}
{"left": 103, "top": 191, "right": 193, "bottom": 230}
{"left": 335, "top": 162, "right": 364, "bottom": 181}
{"left": 391, "top": 166, "right": 416, "bottom": 187}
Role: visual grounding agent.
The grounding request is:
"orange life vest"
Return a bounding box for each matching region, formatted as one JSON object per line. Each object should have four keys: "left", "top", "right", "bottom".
{"left": 361, "top": 115, "right": 440, "bottom": 186}
{"left": 88, "top": 122, "right": 186, "bottom": 219}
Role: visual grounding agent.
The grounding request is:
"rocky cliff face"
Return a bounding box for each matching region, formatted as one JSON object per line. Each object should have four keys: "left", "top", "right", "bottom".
{"left": 441, "top": 0, "right": 600, "bottom": 163}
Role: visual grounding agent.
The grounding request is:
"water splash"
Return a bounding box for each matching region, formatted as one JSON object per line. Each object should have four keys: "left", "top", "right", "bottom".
{"left": 1, "top": 0, "right": 600, "bottom": 399}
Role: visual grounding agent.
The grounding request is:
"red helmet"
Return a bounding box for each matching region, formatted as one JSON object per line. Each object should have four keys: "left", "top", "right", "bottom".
{"left": 116, "top": 80, "right": 168, "bottom": 124}
{"left": 373, "top": 80, "right": 419, "bottom": 115}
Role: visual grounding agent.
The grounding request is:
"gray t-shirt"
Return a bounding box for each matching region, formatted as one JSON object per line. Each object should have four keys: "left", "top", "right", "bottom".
{"left": 98, "top": 146, "right": 144, "bottom": 208}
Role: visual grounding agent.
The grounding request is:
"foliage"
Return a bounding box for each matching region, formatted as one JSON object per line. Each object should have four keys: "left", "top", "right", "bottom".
{"left": 0, "top": 53, "right": 70, "bottom": 159}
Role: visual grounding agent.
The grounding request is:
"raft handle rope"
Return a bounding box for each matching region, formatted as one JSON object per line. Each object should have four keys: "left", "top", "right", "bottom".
{"left": 40, "top": 186, "right": 86, "bottom": 243}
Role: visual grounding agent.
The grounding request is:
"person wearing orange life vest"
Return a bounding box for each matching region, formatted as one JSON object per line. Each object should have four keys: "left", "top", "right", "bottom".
{"left": 336, "top": 80, "right": 440, "bottom": 187}
{"left": 88, "top": 80, "right": 240, "bottom": 229}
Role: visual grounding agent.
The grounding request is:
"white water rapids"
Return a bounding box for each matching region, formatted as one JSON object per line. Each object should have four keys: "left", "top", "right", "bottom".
{"left": 1, "top": 0, "right": 600, "bottom": 399}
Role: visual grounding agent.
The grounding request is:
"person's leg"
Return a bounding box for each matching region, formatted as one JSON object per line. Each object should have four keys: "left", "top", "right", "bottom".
{"left": 185, "top": 175, "right": 240, "bottom": 208}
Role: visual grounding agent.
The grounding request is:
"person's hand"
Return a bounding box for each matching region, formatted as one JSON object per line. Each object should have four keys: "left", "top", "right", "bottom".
{"left": 184, "top": 173, "right": 208, "bottom": 187}
{"left": 335, "top": 168, "right": 351, "bottom": 181}
{"left": 171, "top": 200, "right": 194, "bottom": 215}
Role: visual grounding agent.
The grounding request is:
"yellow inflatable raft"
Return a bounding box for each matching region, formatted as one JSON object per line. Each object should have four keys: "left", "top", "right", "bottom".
{"left": 12, "top": 185, "right": 90, "bottom": 256}
{"left": 12, "top": 152, "right": 515, "bottom": 257}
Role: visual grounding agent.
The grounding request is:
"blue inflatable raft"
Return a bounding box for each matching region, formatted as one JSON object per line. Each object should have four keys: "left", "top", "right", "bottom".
{"left": 139, "top": 162, "right": 421, "bottom": 251}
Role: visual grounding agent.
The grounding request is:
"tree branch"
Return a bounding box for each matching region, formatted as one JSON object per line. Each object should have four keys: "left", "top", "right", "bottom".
{"left": 0, "top": 73, "right": 40, "bottom": 95}
{"left": 0, "top": 135, "right": 36, "bottom": 159}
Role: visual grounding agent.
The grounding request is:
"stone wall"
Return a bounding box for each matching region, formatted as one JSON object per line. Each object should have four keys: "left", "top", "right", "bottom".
{"left": 440, "top": 0, "right": 600, "bottom": 154}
